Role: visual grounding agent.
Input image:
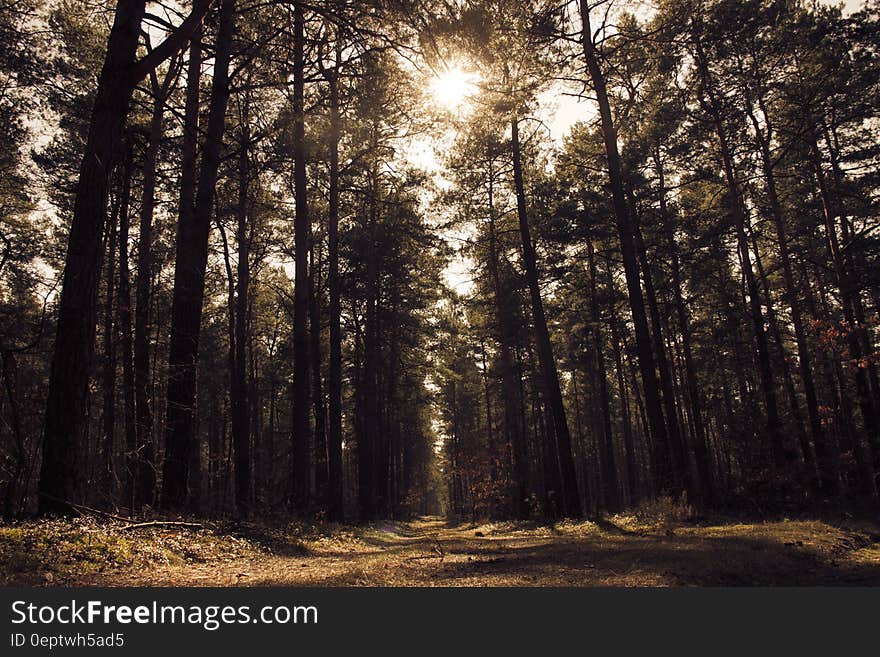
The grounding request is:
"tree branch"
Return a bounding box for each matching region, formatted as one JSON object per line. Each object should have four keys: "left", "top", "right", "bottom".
{"left": 129, "top": 0, "right": 214, "bottom": 87}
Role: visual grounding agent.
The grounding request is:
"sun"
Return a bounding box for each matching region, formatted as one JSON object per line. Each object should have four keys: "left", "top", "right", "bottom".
{"left": 430, "top": 65, "right": 478, "bottom": 111}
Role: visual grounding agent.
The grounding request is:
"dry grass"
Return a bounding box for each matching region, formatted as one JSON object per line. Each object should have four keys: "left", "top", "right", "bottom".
{"left": 2, "top": 509, "right": 878, "bottom": 587}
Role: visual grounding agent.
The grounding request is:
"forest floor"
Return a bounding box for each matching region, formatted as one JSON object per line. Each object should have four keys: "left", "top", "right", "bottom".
{"left": 2, "top": 510, "right": 880, "bottom": 586}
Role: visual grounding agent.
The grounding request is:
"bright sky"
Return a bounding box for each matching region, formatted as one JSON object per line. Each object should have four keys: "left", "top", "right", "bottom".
{"left": 426, "top": 0, "right": 866, "bottom": 296}
{"left": 424, "top": 62, "right": 591, "bottom": 296}
{"left": 431, "top": 67, "right": 480, "bottom": 112}
{"left": 541, "top": 0, "right": 865, "bottom": 144}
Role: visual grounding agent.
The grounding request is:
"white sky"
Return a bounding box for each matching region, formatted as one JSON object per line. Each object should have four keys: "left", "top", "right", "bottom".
{"left": 544, "top": 0, "right": 864, "bottom": 144}
{"left": 432, "top": 0, "right": 867, "bottom": 295}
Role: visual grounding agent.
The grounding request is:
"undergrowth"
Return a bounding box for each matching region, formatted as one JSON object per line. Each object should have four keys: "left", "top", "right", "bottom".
{"left": 0, "top": 517, "right": 260, "bottom": 585}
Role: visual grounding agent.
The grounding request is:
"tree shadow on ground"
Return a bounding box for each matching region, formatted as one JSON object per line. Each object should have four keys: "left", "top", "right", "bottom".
{"left": 428, "top": 535, "right": 880, "bottom": 586}
{"left": 295, "top": 527, "right": 880, "bottom": 587}
{"left": 52, "top": 516, "right": 880, "bottom": 587}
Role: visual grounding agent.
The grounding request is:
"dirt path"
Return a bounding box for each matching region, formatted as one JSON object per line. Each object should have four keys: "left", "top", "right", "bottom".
{"left": 69, "top": 515, "right": 880, "bottom": 587}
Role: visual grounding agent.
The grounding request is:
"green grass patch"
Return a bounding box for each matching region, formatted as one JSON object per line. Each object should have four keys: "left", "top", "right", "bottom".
{"left": 0, "top": 517, "right": 264, "bottom": 585}
{"left": 0, "top": 520, "right": 135, "bottom": 583}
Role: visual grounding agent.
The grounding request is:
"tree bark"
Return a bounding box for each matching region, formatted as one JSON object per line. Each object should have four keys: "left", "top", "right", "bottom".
{"left": 745, "top": 92, "right": 833, "bottom": 493}
{"left": 691, "top": 26, "right": 786, "bottom": 471}
{"left": 290, "top": 0, "right": 312, "bottom": 510}
{"left": 579, "top": 1, "right": 671, "bottom": 495}
{"left": 100, "top": 185, "right": 120, "bottom": 505}
{"left": 162, "top": 0, "right": 235, "bottom": 509}
{"left": 587, "top": 239, "right": 618, "bottom": 511}
{"left": 510, "top": 117, "right": 581, "bottom": 518}
{"left": 486, "top": 148, "right": 528, "bottom": 517}
{"left": 132, "top": 63, "right": 175, "bottom": 512}
{"left": 231, "top": 98, "right": 252, "bottom": 515}
{"left": 325, "top": 34, "right": 344, "bottom": 521}
{"left": 39, "top": 0, "right": 147, "bottom": 515}
{"left": 117, "top": 145, "right": 138, "bottom": 513}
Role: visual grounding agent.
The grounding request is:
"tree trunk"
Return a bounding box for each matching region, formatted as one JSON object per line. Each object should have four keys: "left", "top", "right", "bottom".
{"left": 290, "top": 0, "right": 312, "bottom": 510}
{"left": 117, "top": 145, "right": 137, "bottom": 513}
{"left": 132, "top": 65, "right": 174, "bottom": 512}
{"left": 692, "top": 27, "right": 786, "bottom": 471}
{"left": 510, "top": 117, "right": 581, "bottom": 518}
{"left": 39, "top": 0, "right": 147, "bottom": 515}
{"left": 326, "top": 35, "right": 344, "bottom": 521}
{"left": 162, "top": 0, "right": 235, "bottom": 509}
{"left": 100, "top": 186, "right": 119, "bottom": 505}
{"left": 231, "top": 100, "right": 252, "bottom": 516}
{"left": 579, "top": 1, "right": 671, "bottom": 495}
{"left": 38, "top": 0, "right": 212, "bottom": 516}
{"left": 810, "top": 136, "right": 878, "bottom": 498}
{"left": 486, "top": 149, "right": 528, "bottom": 517}
{"left": 587, "top": 239, "right": 618, "bottom": 512}
{"left": 2, "top": 352, "right": 25, "bottom": 520}
{"left": 479, "top": 338, "right": 497, "bottom": 488}
{"left": 655, "top": 149, "right": 712, "bottom": 501}
{"left": 605, "top": 259, "right": 640, "bottom": 503}
{"left": 822, "top": 124, "right": 880, "bottom": 418}
{"left": 629, "top": 185, "right": 687, "bottom": 494}
{"left": 747, "top": 225, "right": 811, "bottom": 468}
{"left": 310, "top": 235, "right": 328, "bottom": 506}
{"left": 745, "top": 93, "right": 833, "bottom": 494}
{"left": 360, "top": 147, "right": 380, "bottom": 520}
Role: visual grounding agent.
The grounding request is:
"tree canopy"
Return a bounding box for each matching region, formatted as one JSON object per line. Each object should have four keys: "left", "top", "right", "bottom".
{"left": 0, "top": 0, "right": 878, "bottom": 522}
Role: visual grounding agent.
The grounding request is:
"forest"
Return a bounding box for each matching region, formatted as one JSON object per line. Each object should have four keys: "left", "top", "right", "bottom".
{"left": 0, "top": 0, "right": 879, "bottom": 586}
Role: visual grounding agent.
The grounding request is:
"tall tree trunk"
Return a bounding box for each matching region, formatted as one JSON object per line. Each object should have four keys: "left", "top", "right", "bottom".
{"left": 745, "top": 93, "right": 834, "bottom": 494}
{"left": 819, "top": 124, "right": 880, "bottom": 464}
{"left": 605, "top": 259, "right": 639, "bottom": 502}
{"left": 655, "top": 149, "right": 712, "bottom": 501}
{"left": 810, "top": 136, "right": 878, "bottom": 498}
{"left": 360, "top": 148, "right": 380, "bottom": 520}
{"left": 479, "top": 337, "right": 499, "bottom": 512}
{"left": 100, "top": 188, "right": 120, "bottom": 505}
{"left": 587, "top": 239, "right": 618, "bottom": 512}
{"left": 231, "top": 100, "right": 252, "bottom": 515}
{"left": 822, "top": 124, "right": 880, "bottom": 416}
{"left": 162, "top": 0, "right": 234, "bottom": 509}
{"left": 486, "top": 149, "right": 528, "bottom": 517}
{"left": 569, "top": 366, "right": 593, "bottom": 512}
{"left": 326, "top": 35, "right": 344, "bottom": 520}
{"left": 38, "top": 0, "right": 212, "bottom": 516}
{"left": 510, "top": 117, "right": 581, "bottom": 518}
{"left": 579, "top": 2, "right": 671, "bottom": 495}
{"left": 629, "top": 185, "right": 687, "bottom": 494}
{"left": 2, "top": 352, "right": 25, "bottom": 520}
{"left": 249, "top": 326, "right": 261, "bottom": 502}
{"left": 310, "top": 236, "right": 328, "bottom": 506}
{"left": 132, "top": 65, "right": 175, "bottom": 512}
{"left": 39, "top": 0, "right": 147, "bottom": 515}
{"left": 117, "top": 146, "right": 137, "bottom": 513}
{"left": 380, "top": 292, "right": 398, "bottom": 517}
{"left": 290, "top": 0, "right": 312, "bottom": 510}
{"left": 747, "top": 225, "right": 811, "bottom": 469}
{"left": 692, "top": 27, "right": 786, "bottom": 471}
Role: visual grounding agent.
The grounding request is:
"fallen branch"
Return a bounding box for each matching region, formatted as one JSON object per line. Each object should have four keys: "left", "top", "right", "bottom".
{"left": 38, "top": 493, "right": 132, "bottom": 523}
{"left": 122, "top": 521, "right": 203, "bottom": 531}
{"left": 68, "top": 503, "right": 133, "bottom": 524}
